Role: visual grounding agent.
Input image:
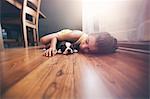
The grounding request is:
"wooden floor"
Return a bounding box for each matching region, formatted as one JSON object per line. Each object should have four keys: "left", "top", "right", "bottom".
{"left": 0, "top": 47, "right": 149, "bottom": 99}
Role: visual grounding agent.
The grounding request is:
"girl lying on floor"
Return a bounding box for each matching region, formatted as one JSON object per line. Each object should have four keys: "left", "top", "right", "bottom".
{"left": 40, "top": 29, "right": 117, "bottom": 57}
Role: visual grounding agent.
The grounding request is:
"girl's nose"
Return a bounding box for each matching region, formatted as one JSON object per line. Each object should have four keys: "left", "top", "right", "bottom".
{"left": 81, "top": 43, "right": 88, "bottom": 49}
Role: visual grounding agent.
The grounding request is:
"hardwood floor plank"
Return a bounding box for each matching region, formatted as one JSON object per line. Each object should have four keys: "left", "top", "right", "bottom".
{"left": 0, "top": 48, "right": 48, "bottom": 93}
{"left": 1, "top": 48, "right": 149, "bottom": 99}
{"left": 3, "top": 55, "right": 75, "bottom": 99}
{"left": 83, "top": 52, "right": 148, "bottom": 99}
{"left": 74, "top": 54, "right": 116, "bottom": 99}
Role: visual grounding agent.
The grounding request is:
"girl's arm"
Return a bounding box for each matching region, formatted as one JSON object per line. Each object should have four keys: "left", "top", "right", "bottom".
{"left": 40, "top": 30, "right": 83, "bottom": 57}
{"left": 40, "top": 33, "right": 59, "bottom": 45}
{"left": 40, "top": 33, "right": 59, "bottom": 57}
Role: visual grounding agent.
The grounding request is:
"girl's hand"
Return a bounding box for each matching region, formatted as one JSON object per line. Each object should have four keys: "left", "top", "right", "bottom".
{"left": 44, "top": 47, "right": 57, "bottom": 57}
{"left": 43, "top": 37, "right": 57, "bottom": 57}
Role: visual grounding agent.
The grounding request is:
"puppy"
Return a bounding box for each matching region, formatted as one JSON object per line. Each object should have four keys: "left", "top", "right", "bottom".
{"left": 57, "top": 41, "right": 79, "bottom": 55}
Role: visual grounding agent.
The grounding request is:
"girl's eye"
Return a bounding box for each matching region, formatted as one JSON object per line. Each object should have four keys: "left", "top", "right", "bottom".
{"left": 86, "top": 39, "right": 89, "bottom": 44}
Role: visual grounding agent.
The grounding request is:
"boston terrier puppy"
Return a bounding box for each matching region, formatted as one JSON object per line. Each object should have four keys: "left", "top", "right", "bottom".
{"left": 57, "top": 41, "right": 79, "bottom": 55}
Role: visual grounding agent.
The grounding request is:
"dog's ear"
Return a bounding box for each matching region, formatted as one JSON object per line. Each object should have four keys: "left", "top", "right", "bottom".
{"left": 71, "top": 43, "right": 80, "bottom": 50}
{"left": 57, "top": 41, "right": 66, "bottom": 49}
{"left": 71, "top": 44, "right": 79, "bottom": 53}
{"left": 60, "top": 41, "right": 66, "bottom": 46}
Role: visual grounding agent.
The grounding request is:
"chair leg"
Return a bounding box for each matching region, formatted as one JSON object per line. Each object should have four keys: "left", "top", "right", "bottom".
{"left": 36, "top": 29, "right": 39, "bottom": 46}
{"left": 23, "top": 26, "right": 28, "bottom": 47}
{"left": 33, "top": 29, "right": 37, "bottom": 46}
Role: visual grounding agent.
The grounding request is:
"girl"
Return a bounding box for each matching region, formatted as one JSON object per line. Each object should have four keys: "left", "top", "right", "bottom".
{"left": 40, "top": 29, "right": 117, "bottom": 57}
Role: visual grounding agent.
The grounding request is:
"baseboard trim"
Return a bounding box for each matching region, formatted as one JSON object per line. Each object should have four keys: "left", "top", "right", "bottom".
{"left": 118, "top": 41, "right": 150, "bottom": 54}
{"left": 118, "top": 47, "right": 150, "bottom": 54}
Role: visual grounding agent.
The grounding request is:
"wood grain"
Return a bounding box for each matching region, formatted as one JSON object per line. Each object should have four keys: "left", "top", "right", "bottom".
{"left": 0, "top": 48, "right": 149, "bottom": 99}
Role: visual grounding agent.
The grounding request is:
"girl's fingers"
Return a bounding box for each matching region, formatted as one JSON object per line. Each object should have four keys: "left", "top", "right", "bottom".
{"left": 45, "top": 49, "right": 50, "bottom": 57}
{"left": 52, "top": 50, "right": 54, "bottom": 56}
{"left": 43, "top": 48, "right": 57, "bottom": 57}
{"left": 43, "top": 50, "right": 47, "bottom": 56}
{"left": 52, "top": 49, "right": 57, "bottom": 56}
{"left": 54, "top": 49, "right": 57, "bottom": 55}
{"left": 46, "top": 50, "right": 49, "bottom": 57}
{"left": 49, "top": 48, "right": 52, "bottom": 56}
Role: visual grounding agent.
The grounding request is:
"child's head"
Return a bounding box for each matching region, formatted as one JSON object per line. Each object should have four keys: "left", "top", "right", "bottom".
{"left": 79, "top": 32, "right": 117, "bottom": 54}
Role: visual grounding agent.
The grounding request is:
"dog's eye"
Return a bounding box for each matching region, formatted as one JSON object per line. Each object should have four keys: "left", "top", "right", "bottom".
{"left": 70, "top": 44, "right": 74, "bottom": 48}
{"left": 60, "top": 45, "right": 63, "bottom": 47}
{"left": 61, "top": 45, "right": 66, "bottom": 49}
{"left": 61, "top": 45, "right": 67, "bottom": 51}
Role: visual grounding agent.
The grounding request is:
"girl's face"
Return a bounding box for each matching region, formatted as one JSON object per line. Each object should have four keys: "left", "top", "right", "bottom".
{"left": 80, "top": 36, "right": 98, "bottom": 53}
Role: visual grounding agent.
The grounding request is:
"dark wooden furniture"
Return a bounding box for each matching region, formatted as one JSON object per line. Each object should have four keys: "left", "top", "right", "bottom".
{"left": 22, "top": 0, "right": 41, "bottom": 47}
{"left": 6, "top": 0, "right": 46, "bottom": 19}
{"left": 0, "top": 48, "right": 149, "bottom": 99}
{"left": 1, "top": 0, "right": 46, "bottom": 48}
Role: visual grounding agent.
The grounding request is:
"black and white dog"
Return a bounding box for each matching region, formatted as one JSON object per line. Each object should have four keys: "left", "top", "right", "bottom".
{"left": 57, "top": 41, "right": 79, "bottom": 55}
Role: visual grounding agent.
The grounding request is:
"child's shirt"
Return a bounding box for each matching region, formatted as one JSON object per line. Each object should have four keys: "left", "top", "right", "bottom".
{"left": 57, "top": 29, "right": 88, "bottom": 44}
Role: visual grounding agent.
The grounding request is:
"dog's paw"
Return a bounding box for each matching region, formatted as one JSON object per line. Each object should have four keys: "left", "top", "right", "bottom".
{"left": 57, "top": 49, "right": 62, "bottom": 54}
{"left": 73, "top": 49, "right": 78, "bottom": 53}
{"left": 42, "top": 48, "right": 47, "bottom": 51}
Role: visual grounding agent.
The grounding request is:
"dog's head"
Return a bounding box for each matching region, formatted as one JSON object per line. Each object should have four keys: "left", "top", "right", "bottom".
{"left": 57, "top": 41, "right": 79, "bottom": 55}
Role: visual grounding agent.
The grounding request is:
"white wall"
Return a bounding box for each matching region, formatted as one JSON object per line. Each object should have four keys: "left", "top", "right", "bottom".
{"left": 83, "top": 0, "right": 150, "bottom": 41}
{"left": 39, "top": 0, "right": 82, "bottom": 36}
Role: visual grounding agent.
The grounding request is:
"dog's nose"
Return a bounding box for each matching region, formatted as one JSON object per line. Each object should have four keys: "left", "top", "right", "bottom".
{"left": 67, "top": 49, "right": 71, "bottom": 53}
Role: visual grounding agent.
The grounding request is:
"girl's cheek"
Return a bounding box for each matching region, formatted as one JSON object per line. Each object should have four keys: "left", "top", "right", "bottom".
{"left": 79, "top": 43, "right": 84, "bottom": 49}
{"left": 79, "top": 46, "right": 87, "bottom": 53}
{"left": 83, "top": 48, "right": 89, "bottom": 53}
